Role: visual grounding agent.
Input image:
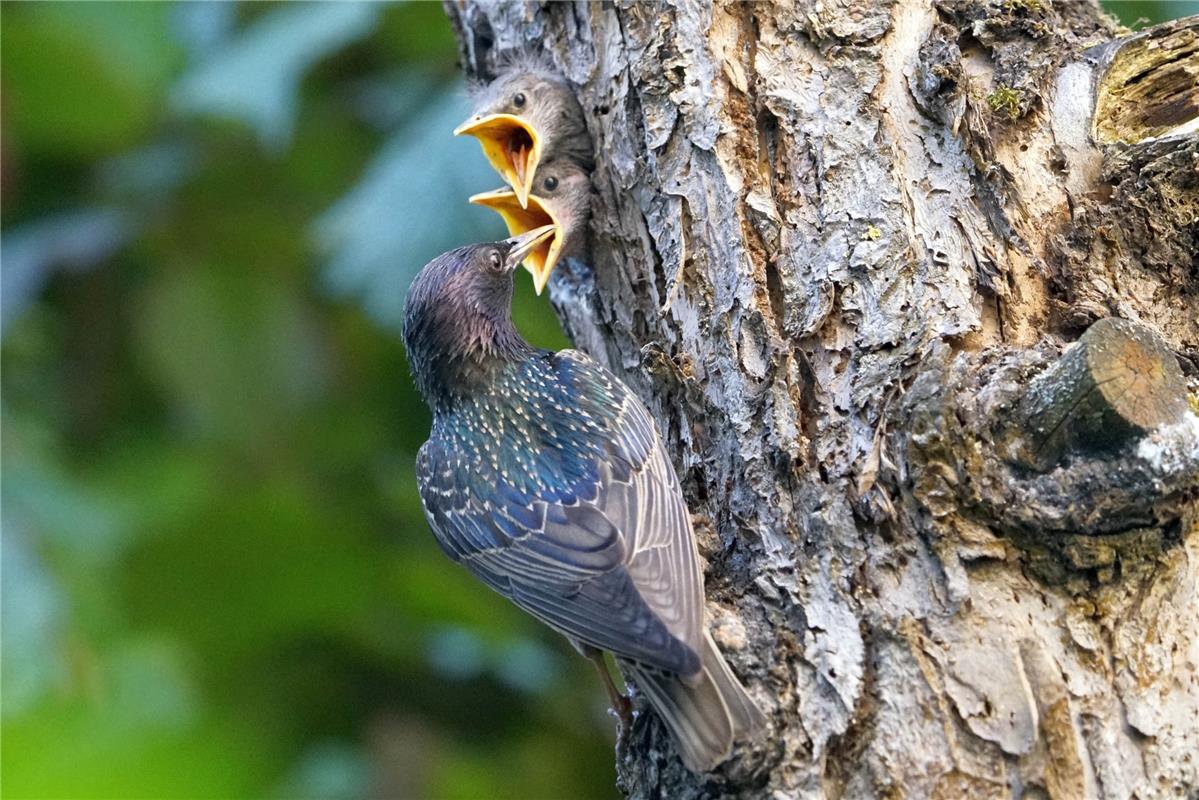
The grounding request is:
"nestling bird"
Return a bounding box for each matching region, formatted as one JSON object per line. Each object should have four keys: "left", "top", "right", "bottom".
{"left": 455, "top": 58, "right": 592, "bottom": 210}
{"left": 403, "top": 230, "right": 765, "bottom": 772}
{"left": 468, "top": 159, "right": 591, "bottom": 295}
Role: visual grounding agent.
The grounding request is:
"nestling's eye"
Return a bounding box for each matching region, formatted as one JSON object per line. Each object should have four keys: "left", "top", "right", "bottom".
{"left": 543, "top": 176, "right": 559, "bottom": 192}
{"left": 513, "top": 92, "right": 526, "bottom": 108}
{"left": 488, "top": 249, "right": 502, "bottom": 270}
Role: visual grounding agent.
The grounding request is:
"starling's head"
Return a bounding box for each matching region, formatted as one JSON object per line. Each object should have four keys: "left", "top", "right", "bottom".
{"left": 403, "top": 227, "right": 554, "bottom": 406}
{"left": 455, "top": 62, "right": 591, "bottom": 209}
{"left": 468, "top": 159, "right": 591, "bottom": 295}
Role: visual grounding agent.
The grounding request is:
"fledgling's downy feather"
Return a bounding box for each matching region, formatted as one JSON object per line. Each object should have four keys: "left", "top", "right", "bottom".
{"left": 463, "top": 53, "right": 593, "bottom": 171}
{"left": 466, "top": 49, "right": 560, "bottom": 97}
{"left": 528, "top": 159, "right": 591, "bottom": 260}
{"left": 403, "top": 235, "right": 765, "bottom": 772}
{"left": 470, "top": 158, "right": 593, "bottom": 294}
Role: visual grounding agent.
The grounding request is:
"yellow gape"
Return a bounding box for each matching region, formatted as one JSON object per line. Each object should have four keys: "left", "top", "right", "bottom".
{"left": 454, "top": 113, "right": 543, "bottom": 210}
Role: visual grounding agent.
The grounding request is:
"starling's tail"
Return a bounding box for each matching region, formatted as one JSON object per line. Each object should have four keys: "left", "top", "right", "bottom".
{"left": 622, "top": 631, "right": 765, "bottom": 773}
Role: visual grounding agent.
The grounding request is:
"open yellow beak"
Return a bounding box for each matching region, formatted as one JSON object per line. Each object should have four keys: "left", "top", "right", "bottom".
{"left": 454, "top": 113, "right": 542, "bottom": 209}
{"left": 470, "top": 188, "right": 564, "bottom": 295}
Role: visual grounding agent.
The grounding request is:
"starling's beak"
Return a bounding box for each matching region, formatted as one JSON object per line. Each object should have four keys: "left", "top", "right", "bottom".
{"left": 471, "top": 189, "right": 565, "bottom": 295}
{"left": 502, "top": 224, "right": 557, "bottom": 276}
{"left": 454, "top": 113, "right": 541, "bottom": 209}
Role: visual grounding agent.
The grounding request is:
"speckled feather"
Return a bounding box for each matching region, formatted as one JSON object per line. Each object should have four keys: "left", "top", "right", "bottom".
{"left": 405, "top": 241, "right": 764, "bottom": 771}
{"left": 416, "top": 348, "right": 704, "bottom": 675}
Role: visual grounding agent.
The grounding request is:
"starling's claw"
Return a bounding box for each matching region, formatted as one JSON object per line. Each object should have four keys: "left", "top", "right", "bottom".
{"left": 611, "top": 693, "right": 635, "bottom": 736}
{"left": 584, "top": 648, "right": 634, "bottom": 737}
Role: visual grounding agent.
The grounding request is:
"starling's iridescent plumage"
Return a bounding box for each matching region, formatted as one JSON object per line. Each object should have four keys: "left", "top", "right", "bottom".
{"left": 404, "top": 237, "right": 764, "bottom": 772}
{"left": 417, "top": 350, "right": 704, "bottom": 671}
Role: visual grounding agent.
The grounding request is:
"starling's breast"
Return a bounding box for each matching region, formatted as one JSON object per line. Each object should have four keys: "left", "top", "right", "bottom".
{"left": 434, "top": 354, "right": 632, "bottom": 507}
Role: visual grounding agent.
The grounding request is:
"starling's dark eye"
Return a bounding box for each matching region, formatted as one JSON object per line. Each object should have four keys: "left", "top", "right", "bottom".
{"left": 543, "top": 176, "right": 559, "bottom": 192}
{"left": 513, "top": 92, "right": 526, "bottom": 108}
{"left": 488, "top": 249, "right": 502, "bottom": 270}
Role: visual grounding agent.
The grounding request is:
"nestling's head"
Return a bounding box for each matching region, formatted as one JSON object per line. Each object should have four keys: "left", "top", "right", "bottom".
{"left": 402, "top": 227, "right": 554, "bottom": 406}
{"left": 455, "top": 59, "right": 592, "bottom": 209}
{"left": 468, "top": 159, "right": 592, "bottom": 295}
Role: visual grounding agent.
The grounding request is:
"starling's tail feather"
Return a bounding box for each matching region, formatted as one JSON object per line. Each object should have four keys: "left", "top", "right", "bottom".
{"left": 623, "top": 632, "right": 765, "bottom": 773}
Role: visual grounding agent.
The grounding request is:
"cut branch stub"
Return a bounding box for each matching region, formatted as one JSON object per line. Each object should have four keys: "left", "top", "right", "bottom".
{"left": 1093, "top": 15, "right": 1199, "bottom": 144}
{"left": 997, "top": 318, "right": 1189, "bottom": 471}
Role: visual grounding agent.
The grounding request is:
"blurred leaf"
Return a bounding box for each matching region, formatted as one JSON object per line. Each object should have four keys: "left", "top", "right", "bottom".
{"left": 2, "top": 430, "right": 132, "bottom": 569}
{"left": 121, "top": 479, "right": 379, "bottom": 668}
{"left": 422, "top": 625, "right": 563, "bottom": 693}
{"left": 376, "top": 2, "right": 459, "bottom": 65}
{"left": 425, "top": 626, "right": 488, "bottom": 681}
{"left": 95, "top": 140, "right": 199, "bottom": 202}
{"left": 134, "top": 265, "right": 329, "bottom": 446}
{"left": 169, "top": 1, "right": 237, "bottom": 61}
{"left": 344, "top": 72, "right": 444, "bottom": 132}
{"left": 80, "top": 438, "right": 223, "bottom": 540}
{"left": 172, "top": 3, "right": 381, "bottom": 151}
{"left": 1, "top": 3, "right": 620, "bottom": 798}
{"left": 0, "top": 527, "right": 68, "bottom": 717}
{"left": 102, "top": 637, "right": 200, "bottom": 733}
{"left": 429, "top": 727, "right": 618, "bottom": 800}
{"left": 0, "top": 3, "right": 178, "bottom": 157}
{"left": 3, "top": 699, "right": 276, "bottom": 800}
{"left": 313, "top": 87, "right": 504, "bottom": 330}
{"left": 493, "top": 638, "right": 563, "bottom": 695}
{"left": 379, "top": 542, "right": 534, "bottom": 638}
{"left": 1103, "top": 0, "right": 1199, "bottom": 26}
{"left": 0, "top": 210, "right": 131, "bottom": 335}
{"left": 430, "top": 749, "right": 497, "bottom": 800}
{"left": 272, "top": 741, "right": 371, "bottom": 800}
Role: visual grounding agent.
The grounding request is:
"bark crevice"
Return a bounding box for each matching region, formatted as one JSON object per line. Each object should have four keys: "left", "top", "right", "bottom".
{"left": 445, "top": 2, "right": 1199, "bottom": 796}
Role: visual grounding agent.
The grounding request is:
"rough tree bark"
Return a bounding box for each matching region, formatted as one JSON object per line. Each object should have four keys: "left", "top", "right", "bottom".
{"left": 444, "top": 2, "right": 1199, "bottom": 798}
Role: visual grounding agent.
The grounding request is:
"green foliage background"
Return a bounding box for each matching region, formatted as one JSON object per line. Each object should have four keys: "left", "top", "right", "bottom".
{"left": 1, "top": 2, "right": 1192, "bottom": 798}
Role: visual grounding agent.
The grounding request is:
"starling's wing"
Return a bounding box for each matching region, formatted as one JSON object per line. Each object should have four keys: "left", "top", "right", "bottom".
{"left": 415, "top": 351, "right": 706, "bottom": 676}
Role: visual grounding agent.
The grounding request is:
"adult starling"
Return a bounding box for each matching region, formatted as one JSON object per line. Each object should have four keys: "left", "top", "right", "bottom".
{"left": 455, "top": 57, "right": 592, "bottom": 209}
{"left": 404, "top": 230, "right": 765, "bottom": 772}
{"left": 468, "top": 159, "right": 591, "bottom": 295}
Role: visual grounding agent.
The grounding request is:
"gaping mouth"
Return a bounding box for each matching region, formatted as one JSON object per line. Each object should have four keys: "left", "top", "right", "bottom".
{"left": 470, "top": 188, "right": 563, "bottom": 295}
{"left": 454, "top": 114, "right": 541, "bottom": 209}
{"left": 506, "top": 128, "right": 534, "bottom": 194}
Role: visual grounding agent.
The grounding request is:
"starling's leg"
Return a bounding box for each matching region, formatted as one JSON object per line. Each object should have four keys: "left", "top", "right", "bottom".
{"left": 585, "top": 648, "right": 633, "bottom": 732}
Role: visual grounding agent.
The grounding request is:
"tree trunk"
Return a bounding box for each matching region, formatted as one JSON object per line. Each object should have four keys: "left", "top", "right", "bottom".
{"left": 443, "top": 2, "right": 1199, "bottom": 797}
